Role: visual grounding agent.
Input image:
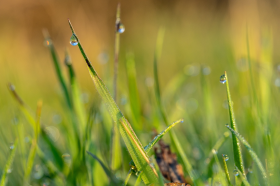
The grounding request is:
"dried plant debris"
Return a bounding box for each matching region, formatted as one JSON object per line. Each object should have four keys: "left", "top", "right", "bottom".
{"left": 155, "top": 139, "right": 190, "bottom": 186}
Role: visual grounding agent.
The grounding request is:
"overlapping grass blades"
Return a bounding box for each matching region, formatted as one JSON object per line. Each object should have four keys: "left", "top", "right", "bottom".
{"left": 68, "top": 20, "right": 158, "bottom": 185}
{"left": 224, "top": 72, "right": 246, "bottom": 178}
{"left": 236, "top": 167, "right": 251, "bottom": 186}
{"left": 226, "top": 125, "right": 268, "bottom": 185}
{"left": 153, "top": 28, "right": 195, "bottom": 183}
{"left": 0, "top": 139, "right": 18, "bottom": 186}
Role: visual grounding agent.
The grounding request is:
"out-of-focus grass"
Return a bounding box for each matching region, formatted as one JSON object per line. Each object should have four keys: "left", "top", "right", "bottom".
{"left": 1, "top": 1, "right": 280, "bottom": 186}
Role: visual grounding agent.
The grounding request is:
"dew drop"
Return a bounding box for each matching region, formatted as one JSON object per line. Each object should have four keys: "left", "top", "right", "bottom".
{"left": 212, "top": 149, "right": 218, "bottom": 154}
{"left": 225, "top": 123, "right": 229, "bottom": 127}
{"left": 233, "top": 169, "right": 239, "bottom": 176}
{"left": 44, "top": 39, "right": 52, "bottom": 47}
{"left": 248, "top": 167, "right": 253, "bottom": 173}
{"left": 220, "top": 74, "right": 226, "bottom": 84}
{"left": 7, "top": 169, "right": 12, "bottom": 174}
{"left": 69, "top": 34, "right": 78, "bottom": 46}
{"left": 10, "top": 145, "right": 14, "bottom": 150}
{"left": 116, "top": 21, "right": 125, "bottom": 33}
{"left": 222, "top": 154, "right": 229, "bottom": 161}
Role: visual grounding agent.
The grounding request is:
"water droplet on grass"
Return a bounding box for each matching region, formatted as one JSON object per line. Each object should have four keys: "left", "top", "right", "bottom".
{"left": 70, "top": 34, "right": 78, "bottom": 46}
{"left": 220, "top": 74, "right": 226, "bottom": 84}
{"left": 234, "top": 169, "right": 239, "bottom": 176}
{"left": 248, "top": 167, "right": 253, "bottom": 173}
{"left": 7, "top": 169, "right": 12, "bottom": 174}
{"left": 222, "top": 154, "right": 229, "bottom": 161}
{"left": 212, "top": 149, "right": 218, "bottom": 154}
{"left": 225, "top": 123, "right": 229, "bottom": 127}
{"left": 10, "top": 145, "right": 14, "bottom": 150}
{"left": 116, "top": 21, "right": 125, "bottom": 33}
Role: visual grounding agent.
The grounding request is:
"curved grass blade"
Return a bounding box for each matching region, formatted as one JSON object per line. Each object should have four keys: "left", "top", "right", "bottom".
{"left": 0, "top": 139, "right": 18, "bottom": 186}
{"left": 68, "top": 19, "right": 158, "bottom": 185}
{"left": 226, "top": 125, "right": 268, "bottom": 185}
{"left": 153, "top": 28, "right": 195, "bottom": 183}
{"left": 236, "top": 166, "right": 251, "bottom": 186}
{"left": 87, "top": 151, "right": 121, "bottom": 185}
{"left": 8, "top": 84, "right": 65, "bottom": 171}
{"left": 43, "top": 30, "right": 72, "bottom": 108}
{"left": 224, "top": 72, "right": 246, "bottom": 178}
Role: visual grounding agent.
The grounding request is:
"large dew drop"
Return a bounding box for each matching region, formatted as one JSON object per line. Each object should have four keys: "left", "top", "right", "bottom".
{"left": 222, "top": 154, "right": 229, "bottom": 161}
{"left": 233, "top": 169, "right": 239, "bottom": 176}
{"left": 220, "top": 74, "right": 226, "bottom": 84}
{"left": 70, "top": 34, "right": 78, "bottom": 46}
{"left": 116, "top": 21, "right": 125, "bottom": 33}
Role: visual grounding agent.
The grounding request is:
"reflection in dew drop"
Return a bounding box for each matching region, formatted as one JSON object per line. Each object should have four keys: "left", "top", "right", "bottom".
{"left": 233, "top": 169, "right": 239, "bottom": 176}
{"left": 202, "top": 66, "right": 211, "bottom": 75}
{"left": 116, "top": 21, "right": 125, "bottom": 33}
{"left": 274, "top": 78, "right": 280, "bottom": 87}
{"left": 69, "top": 34, "right": 78, "bottom": 46}
{"left": 222, "top": 154, "right": 229, "bottom": 161}
{"left": 220, "top": 74, "right": 226, "bottom": 84}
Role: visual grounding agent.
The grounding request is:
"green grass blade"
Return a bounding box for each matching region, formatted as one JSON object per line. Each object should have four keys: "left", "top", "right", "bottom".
{"left": 226, "top": 125, "right": 268, "bottom": 185}
{"left": 65, "top": 50, "right": 87, "bottom": 133}
{"left": 144, "top": 119, "right": 183, "bottom": 152}
{"left": 87, "top": 151, "right": 121, "bottom": 185}
{"left": 0, "top": 139, "right": 18, "bottom": 186}
{"left": 153, "top": 28, "right": 195, "bottom": 183}
{"left": 222, "top": 154, "right": 232, "bottom": 186}
{"left": 68, "top": 19, "right": 158, "bottom": 185}
{"left": 43, "top": 30, "right": 72, "bottom": 108}
{"left": 8, "top": 84, "right": 65, "bottom": 171}
{"left": 129, "top": 119, "right": 183, "bottom": 171}
{"left": 111, "top": 3, "right": 123, "bottom": 171}
{"left": 125, "top": 53, "right": 142, "bottom": 130}
{"left": 124, "top": 170, "right": 132, "bottom": 186}
{"left": 24, "top": 101, "right": 42, "bottom": 184}
{"left": 236, "top": 166, "right": 251, "bottom": 186}
{"left": 224, "top": 71, "right": 246, "bottom": 177}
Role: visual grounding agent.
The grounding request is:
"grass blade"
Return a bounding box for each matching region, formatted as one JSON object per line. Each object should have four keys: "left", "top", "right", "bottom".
{"left": 236, "top": 166, "right": 251, "bottom": 186}
{"left": 0, "top": 139, "right": 18, "bottom": 186}
{"left": 153, "top": 28, "right": 196, "bottom": 183}
{"left": 125, "top": 53, "right": 142, "bottom": 130}
{"left": 65, "top": 50, "right": 87, "bottom": 132}
{"left": 226, "top": 125, "right": 268, "bottom": 185}
{"left": 23, "top": 101, "right": 42, "bottom": 184}
{"left": 43, "top": 30, "right": 72, "bottom": 108}
{"left": 68, "top": 19, "right": 158, "bottom": 185}
{"left": 223, "top": 72, "right": 246, "bottom": 178}
{"left": 87, "top": 151, "right": 121, "bottom": 185}
{"left": 222, "top": 154, "right": 232, "bottom": 186}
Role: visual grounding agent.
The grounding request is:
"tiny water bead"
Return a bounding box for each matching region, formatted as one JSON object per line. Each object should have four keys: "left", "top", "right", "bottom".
{"left": 225, "top": 123, "right": 229, "bottom": 127}
{"left": 116, "top": 21, "right": 125, "bottom": 33}
{"left": 10, "top": 145, "right": 14, "bottom": 150}
{"left": 222, "top": 154, "right": 229, "bottom": 161}
{"left": 220, "top": 74, "right": 226, "bottom": 84}
{"left": 233, "top": 169, "right": 239, "bottom": 176}
{"left": 69, "top": 34, "right": 78, "bottom": 46}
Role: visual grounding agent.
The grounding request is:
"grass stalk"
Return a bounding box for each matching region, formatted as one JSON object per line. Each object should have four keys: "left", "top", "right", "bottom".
{"left": 222, "top": 154, "right": 232, "bottom": 186}
{"left": 224, "top": 71, "right": 246, "bottom": 178}
{"left": 68, "top": 19, "right": 158, "bottom": 185}
{"left": 0, "top": 139, "right": 18, "bottom": 186}
{"left": 226, "top": 125, "right": 268, "bottom": 185}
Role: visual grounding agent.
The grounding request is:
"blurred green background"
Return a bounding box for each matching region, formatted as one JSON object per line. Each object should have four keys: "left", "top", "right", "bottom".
{"left": 1, "top": 0, "right": 280, "bottom": 185}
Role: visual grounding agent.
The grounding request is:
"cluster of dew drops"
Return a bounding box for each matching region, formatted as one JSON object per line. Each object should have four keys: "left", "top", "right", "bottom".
{"left": 69, "top": 20, "right": 125, "bottom": 46}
